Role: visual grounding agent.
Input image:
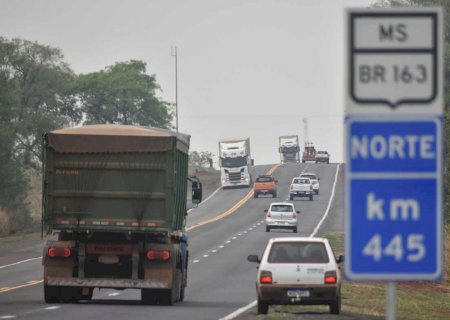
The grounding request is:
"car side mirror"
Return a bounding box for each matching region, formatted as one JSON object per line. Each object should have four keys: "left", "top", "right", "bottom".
{"left": 275, "top": 180, "right": 278, "bottom": 183}
{"left": 264, "top": 209, "right": 268, "bottom": 213}
{"left": 337, "top": 255, "right": 344, "bottom": 264}
{"left": 318, "top": 178, "right": 321, "bottom": 181}
{"left": 247, "top": 255, "right": 260, "bottom": 263}
{"left": 296, "top": 210, "right": 300, "bottom": 214}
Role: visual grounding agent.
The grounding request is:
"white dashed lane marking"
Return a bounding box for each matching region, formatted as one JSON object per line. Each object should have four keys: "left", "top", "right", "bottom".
{"left": 189, "top": 220, "right": 265, "bottom": 266}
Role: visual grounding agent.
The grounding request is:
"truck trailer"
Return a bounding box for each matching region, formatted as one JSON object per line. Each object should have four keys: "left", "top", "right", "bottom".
{"left": 41, "top": 124, "right": 202, "bottom": 305}
{"left": 278, "top": 135, "right": 300, "bottom": 163}
{"left": 218, "top": 138, "right": 252, "bottom": 188}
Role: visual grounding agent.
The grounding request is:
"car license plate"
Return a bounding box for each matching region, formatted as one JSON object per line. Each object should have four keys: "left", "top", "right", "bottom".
{"left": 287, "top": 290, "right": 310, "bottom": 297}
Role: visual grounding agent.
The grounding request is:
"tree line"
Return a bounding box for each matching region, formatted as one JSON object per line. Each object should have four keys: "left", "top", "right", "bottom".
{"left": 0, "top": 37, "right": 173, "bottom": 233}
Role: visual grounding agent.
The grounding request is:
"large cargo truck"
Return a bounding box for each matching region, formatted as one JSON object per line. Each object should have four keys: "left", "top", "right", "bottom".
{"left": 218, "top": 138, "right": 252, "bottom": 188}
{"left": 278, "top": 135, "right": 300, "bottom": 163}
{"left": 41, "top": 124, "right": 202, "bottom": 305}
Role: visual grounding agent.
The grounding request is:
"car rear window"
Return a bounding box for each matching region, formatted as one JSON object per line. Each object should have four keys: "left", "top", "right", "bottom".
{"left": 293, "top": 178, "right": 309, "bottom": 184}
{"left": 268, "top": 242, "right": 329, "bottom": 263}
{"left": 270, "top": 204, "right": 294, "bottom": 212}
{"left": 256, "top": 177, "right": 273, "bottom": 182}
{"left": 301, "top": 174, "right": 316, "bottom": 180}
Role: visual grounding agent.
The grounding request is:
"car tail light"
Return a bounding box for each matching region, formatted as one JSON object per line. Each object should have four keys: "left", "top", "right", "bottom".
{"left": 48, "top": 247, "right": 71, "bottom": 258}
{"left": 267, "top": 211, "right": 271, "bottom": 218}
{"left": 147, "top": 250, "right": 171, "bottom": 261}
{"left": 290, "top": 184, "right": 293, "bottom": 190}
{"left": 260, "top": 270, "right": 272, "bottom": 284}
{"left": 292, "top": 212, "right": 297, "bottom": 218}
{"left": 324, "top": 270, "right": 337, "bottom": 284}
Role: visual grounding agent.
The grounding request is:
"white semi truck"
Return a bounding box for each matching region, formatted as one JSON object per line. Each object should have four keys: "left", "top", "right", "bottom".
{"left": 218, "top": 138, "right": 252, "bottom": 188}
{"left": 279, "top": 135, "right": 300, "bottom": 163}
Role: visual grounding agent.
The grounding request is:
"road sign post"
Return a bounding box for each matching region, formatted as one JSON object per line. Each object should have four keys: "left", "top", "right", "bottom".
{"left": 345, "top": 7, "right": 443, "bottom": 319}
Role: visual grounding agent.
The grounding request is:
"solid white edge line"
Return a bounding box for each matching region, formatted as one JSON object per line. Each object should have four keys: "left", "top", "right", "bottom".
{"left": 187, "top": 186, "right": 222, "bottom": 213}
{"left": 310, "top": 163, "right": 341, "bottom": 238}
{"left": 218, "top": 300, "right": 257, "bottom": 320}
{"left": 219, "top": 163, "right": 341, "bottom": 320}
{"left": 0, "top": 257, "right": 42, "bottom": 270}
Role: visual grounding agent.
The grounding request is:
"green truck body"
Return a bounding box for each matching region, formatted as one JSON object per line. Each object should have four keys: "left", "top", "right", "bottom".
{"left": 41, "top": 124, "right": 200, "bottom": 305}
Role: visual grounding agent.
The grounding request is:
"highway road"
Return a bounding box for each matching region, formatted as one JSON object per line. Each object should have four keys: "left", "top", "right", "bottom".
{"left": 0, "top": 162, "right": 341, "bottom": 320}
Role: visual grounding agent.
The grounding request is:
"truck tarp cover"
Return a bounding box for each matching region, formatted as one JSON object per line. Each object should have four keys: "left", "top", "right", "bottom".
{"left": 46, "top": 124, "right": 189, "bottom": 153}
{"left": 43, "top": 124, "right": 190, "bottom": 233}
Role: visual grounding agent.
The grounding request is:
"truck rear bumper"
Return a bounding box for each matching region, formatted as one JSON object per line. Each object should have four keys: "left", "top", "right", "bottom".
{"left": 46, "top": 277, "right": 170, "bottom": 289}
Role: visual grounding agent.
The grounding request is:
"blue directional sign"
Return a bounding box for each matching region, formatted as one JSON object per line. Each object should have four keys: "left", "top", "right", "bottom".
{"left": 345, "top": 116, "right": 443, "bottom": 280}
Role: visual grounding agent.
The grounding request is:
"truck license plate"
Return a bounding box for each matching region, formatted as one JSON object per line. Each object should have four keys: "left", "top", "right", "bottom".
{"left": 287, "top": 290, "right": 310, "bottom": 297}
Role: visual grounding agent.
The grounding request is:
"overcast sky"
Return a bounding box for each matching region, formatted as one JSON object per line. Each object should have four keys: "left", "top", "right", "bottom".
{"left": 1, "top": 0, "right": 373, "bottom": 165}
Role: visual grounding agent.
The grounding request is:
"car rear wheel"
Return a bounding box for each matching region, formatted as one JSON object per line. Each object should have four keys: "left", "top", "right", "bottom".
{"left": 293, "top": 227, "right": 297, "bottom": 233}
{"left": 309, "top": 195, "right": 313, "bottom": 201}
{"left": 257, "top": 297, "right": 269, "bottom": 314}
{"left": 289, "top": 195, "right": 294, "bottom": 200}
{"left": 315, "top": 190, "right": 319, "bottom": 195}
{"left": 330, "top": 294, "right": 341, "bottom": 314}
{"left": 265, "top": 226, "right": 270, "bottom": 232}
{"left": 254, "top": 193, "right": 258, "bottom": 198}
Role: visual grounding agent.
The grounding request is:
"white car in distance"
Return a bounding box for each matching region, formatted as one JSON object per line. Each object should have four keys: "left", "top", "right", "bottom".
{"left": 300, "top": 173, "right": 320, "bottom": 195}
{"left": 264, "top": 202, "right": 299, "bottom": 233}
{"left": 247, "top": 237, "right": 343, "bottom": 315}
{"left": 289, "top": 177, "right": 314, "bottom": 201}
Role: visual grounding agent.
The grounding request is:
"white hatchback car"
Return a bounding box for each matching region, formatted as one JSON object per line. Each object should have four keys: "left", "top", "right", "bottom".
{"left": 300, "top": 173, "right": 320, "bottom": 194}
{"left": 248, "top": 237, "right": 343, "bottom": 315}
{"left": 264, "top": 202, "right": 299, "bottom": 233}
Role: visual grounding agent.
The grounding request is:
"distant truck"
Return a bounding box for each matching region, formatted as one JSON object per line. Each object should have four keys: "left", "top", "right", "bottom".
{"left": 315, "top": 150, "right": 330, "bottom": 164}
{"left": 279, "top": 135, "right": 300, "bottom": 163}
{"left": 302, "top": 142, "right": 317, "bottom": 163}
{"left": 41, "top": 124, "right": 202, "bottom": 305}
{"left": 218, "top": 138, "right": 252, "bottom": 188}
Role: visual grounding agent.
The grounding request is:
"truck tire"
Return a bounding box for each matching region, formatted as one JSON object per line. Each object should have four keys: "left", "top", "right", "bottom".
{"left": 272, "top": 191, "right": 277, "bottom": 198}
{"left": 266, "top": 226, "right": 270, "bottom": 232}
{"left": 309, "top": 195, "right": 313, "bottom": 201}
{"left": 161, "top": 288, "right": 176, "bottom": 305}
{"left": 293, "top": 227, "right": 297, "bottom": 233}
{"left": 289, "top": 195, "right": 294, "bottom": 201}
{"left": 254, "top": 192, "right": 258, "bottom": 198}
{"left": 44, "top": 285, "right": 61, "bottom": 303}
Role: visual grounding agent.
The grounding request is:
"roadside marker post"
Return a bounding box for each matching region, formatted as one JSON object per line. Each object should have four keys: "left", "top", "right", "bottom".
{"left": 345, "top": 8, "right": 443, "bottom": 320}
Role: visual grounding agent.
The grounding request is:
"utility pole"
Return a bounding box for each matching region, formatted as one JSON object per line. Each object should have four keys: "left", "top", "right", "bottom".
{"left": 171, "top": 46, "right": 178, "bottom": 132}
{"left": 303, "top": 117, "right": 308, "bottom": 145}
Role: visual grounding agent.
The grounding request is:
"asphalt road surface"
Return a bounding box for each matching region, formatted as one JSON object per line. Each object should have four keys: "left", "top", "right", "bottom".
{"left": 0, "top": 162, "right": 341, "bottom": 320}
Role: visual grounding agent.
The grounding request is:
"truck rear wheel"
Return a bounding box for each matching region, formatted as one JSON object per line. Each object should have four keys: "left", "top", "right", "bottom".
{"left": 44, "top": 285, "right": 61, "bottom": 303}
{"left": 141, "top": 289, "right": 158, "bottom": 305}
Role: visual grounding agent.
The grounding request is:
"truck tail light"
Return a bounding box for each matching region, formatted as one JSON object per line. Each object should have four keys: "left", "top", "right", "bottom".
{"left": 290, "top": 184, "right": 293, "bottom": 190}
{"left": 324, "top": 270, "right": 337, "bottom": 284}
{"left": 267, "top": 211, "right": 271, "bottom": 218}
{"left": 292, "top": 212, "right": 297, "bottom": 219}
{"left": 48, "top": 247, "right": 71, "bottom": 258}
{"left": 147, "top": 250, "right": 171, "bottom": 261}
{"left": 260, "top": 270, "right": 272, "bottom": 284}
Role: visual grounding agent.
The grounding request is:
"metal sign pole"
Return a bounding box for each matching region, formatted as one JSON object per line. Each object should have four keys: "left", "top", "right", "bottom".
{"left": 386, "top": 282, "right": 396, "bottom": 320}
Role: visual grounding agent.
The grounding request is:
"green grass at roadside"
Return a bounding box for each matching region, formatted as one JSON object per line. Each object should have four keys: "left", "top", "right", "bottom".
{"left": 0, "top": 231, "right": 41, "bottom": 247}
